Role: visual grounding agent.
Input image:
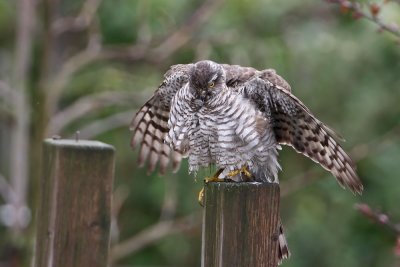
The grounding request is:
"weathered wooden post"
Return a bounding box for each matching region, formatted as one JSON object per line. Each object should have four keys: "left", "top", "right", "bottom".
{"left": 34, "top": 139, "right": 115, "bottom": 267}
{"left": 202, "top": 182, "right": 280, "bottom": 267}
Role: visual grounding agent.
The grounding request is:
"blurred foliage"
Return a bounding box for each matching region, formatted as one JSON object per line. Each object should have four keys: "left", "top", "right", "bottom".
{"left": 0, "top": 0, "right": 400, "bottom": 266}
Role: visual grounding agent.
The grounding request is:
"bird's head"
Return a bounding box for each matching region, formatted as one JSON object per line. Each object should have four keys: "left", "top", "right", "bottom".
{"left": 189, "top": 60, "right": 226, "bottom": 103}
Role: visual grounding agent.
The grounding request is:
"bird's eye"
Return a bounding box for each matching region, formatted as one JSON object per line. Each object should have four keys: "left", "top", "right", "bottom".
{"left": 208, "top": 82, "right": 215, "bottom": 88}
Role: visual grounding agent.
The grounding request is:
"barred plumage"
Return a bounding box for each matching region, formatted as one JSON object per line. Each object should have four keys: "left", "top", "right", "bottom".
{"left": 130, "top": 60, "right": 363, "bottom": 263}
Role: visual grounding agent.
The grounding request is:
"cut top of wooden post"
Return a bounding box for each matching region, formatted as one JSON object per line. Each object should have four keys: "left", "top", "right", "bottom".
{"left": 43, "top": 138, "right": 115, "bottom": 150}
{"left": 202, "top": 182, "right": 280, "bottom": 267}
{"left": 34, "top": 138, "right": 115, "bottom": 267}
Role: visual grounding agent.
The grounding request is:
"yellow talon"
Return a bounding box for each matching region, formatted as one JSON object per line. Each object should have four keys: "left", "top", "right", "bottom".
{"left": 198, "top": 169, "right": 224, "bottom": 206}
{"left": 198, "top": 187, "right": 205, "bottom": 206}
{"left": 227, "top": 165, "right": 252, "bottom": 178}
{"left": 204, "top": 176, "right": 224, "bottom": 183}
{"left": 199, "top": 166, "right": 253, "bottom": 205}
{"left": 241, "top": 166, "right": 252, "bottom": 178}
{"left": 226, "top": 169, "right": 241, "bottom": 177}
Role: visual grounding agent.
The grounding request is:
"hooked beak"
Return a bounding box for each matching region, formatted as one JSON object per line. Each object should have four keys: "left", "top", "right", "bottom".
{"left": 200, "top": 89, "right": 207, "bottom": 101}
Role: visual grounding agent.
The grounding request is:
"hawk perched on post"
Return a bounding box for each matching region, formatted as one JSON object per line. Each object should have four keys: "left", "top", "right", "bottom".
{"left": 130, "top": 60, "right": 363, "bottom": 263}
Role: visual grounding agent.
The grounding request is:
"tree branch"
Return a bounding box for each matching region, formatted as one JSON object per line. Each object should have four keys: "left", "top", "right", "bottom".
{"left": 111, "top": 212, "right": 200, "bottom": 263}
{"left": 52, "top": 0, "right": 102, "bottom": 35}
{"left": 47, "top": 0, "right": 225, "bottom": 113}
{"left": 327, "top": 0, "right": 400, "bottom": 40}
{"left": 149, "top": 0, "right": 225, "bottom": 63}
{"left": 100, "top": 0, "right": 226, "bottom": 63}
{"left": 71, "top": 109, "right": 134, "bottom": 139}
{"left": 47, "top": 0, "right": 103, "bottom": 114}
{"left": 355, "top": 203, "right": 400, "bottom": 235}
{"left": 47, "top": 91, "right": 148, "bottom": 135}
{"left": 46, "top": 40, "right": 102, "bottom": 115}
{"left": 355, "top": 203, "right": 400, "bottom": 259}
{"left": 8, "top": 0, "right": 35, "bottom": 231}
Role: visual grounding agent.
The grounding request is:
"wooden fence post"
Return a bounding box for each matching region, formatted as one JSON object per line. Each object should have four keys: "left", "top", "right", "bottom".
{"left": 34, "top": 139, "right": 115, "bottom": 267}
{"left": 201, "top": 182, "right": 280, "bottom": 267}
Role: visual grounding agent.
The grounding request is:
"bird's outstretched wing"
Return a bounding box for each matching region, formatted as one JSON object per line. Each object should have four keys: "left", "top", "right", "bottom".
{"left": 240, "top": 78, "right": 363, "bottom": 194}
{"left": 130, "top": 64, "right": 192, "bottom": 174}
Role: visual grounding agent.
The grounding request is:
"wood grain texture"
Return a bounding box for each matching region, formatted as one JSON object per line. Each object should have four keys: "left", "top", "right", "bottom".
{"left": 201, "top": 182, "right": 280, "bottom": 267}
{"left": 34, "top": 139, "right": 115, "bottom": 267}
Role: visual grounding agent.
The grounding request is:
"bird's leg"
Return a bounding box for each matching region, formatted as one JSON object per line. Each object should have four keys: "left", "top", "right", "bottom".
{"left": 198, "top": 168, "right": 224, "bottom": 206}
{"left": 226, "top": 165, "right": 252, "bottom": 179}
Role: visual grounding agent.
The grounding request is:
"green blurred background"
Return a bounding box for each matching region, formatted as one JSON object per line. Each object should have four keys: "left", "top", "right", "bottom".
{"left": 0, "top": 0, "right": 399, "bottom": 266}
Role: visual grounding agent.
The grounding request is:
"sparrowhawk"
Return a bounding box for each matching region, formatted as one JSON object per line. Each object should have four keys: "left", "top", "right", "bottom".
{"left": 130, "top": 60, "right": 363, "bottom": 263}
